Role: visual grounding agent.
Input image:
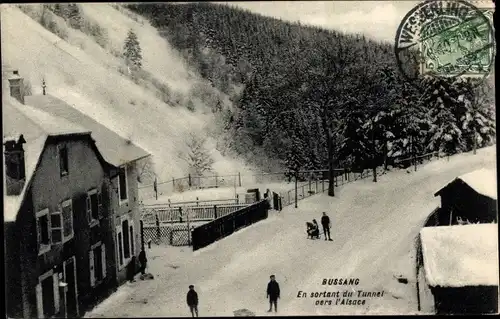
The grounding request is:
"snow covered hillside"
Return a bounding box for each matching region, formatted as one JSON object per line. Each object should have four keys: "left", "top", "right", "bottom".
{"left": 85, "top": 146, "right": 497, "bottom": 317}
{"left": 0, "top": 4, "right": 255, "bottom": 182}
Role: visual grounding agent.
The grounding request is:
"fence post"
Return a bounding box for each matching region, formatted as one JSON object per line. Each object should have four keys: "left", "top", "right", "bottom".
{"left": 168, "top": 199, "right": 171, "bottom": 207}
{"left": 236, "top": 194, "right": 239, "bottom": 204}
{"left": 172, "top": 177, "right": 175, "bottom": 190}
{"left": 179, "top": 207, "right": 183, "bottom": 223}
{"left": 196, "top": 197, "right": 199, "bottom": 206}
{"left": 155, "top": 215, "right": 160, "bottom": 245}
{"left": 294, "top": 171, "right": 298, "bottom": 208}
{"left": 215, "top": 173, "right": 218, "bottom": 188}
{"left": 214, "top": 205, "right": 218, "bottom": 219}
{"left": 140, "top": 220, "right": 144, "bottom": 251}
{"left": 188, "top": 174, "right": 192, "bottom": 187}
{"left": 187, "top": 210, "right": 191, "bottom": 246}
{"left": 238, "top": 172, "right": 242, "bottom": 187}
{"left": 154, "top": 177, "right": 158, "bottom": 200}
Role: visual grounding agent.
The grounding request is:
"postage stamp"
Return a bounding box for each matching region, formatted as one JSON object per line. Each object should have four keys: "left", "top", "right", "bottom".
{"left": 395, "top": 0, "right": 495, "bottom": 81}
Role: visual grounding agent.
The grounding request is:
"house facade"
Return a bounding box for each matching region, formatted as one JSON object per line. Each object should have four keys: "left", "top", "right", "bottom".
{"left": 4, "top": 71, "right": 150, "bottom": 318}
{"left": 23, "top": 92, "right": 149, "bottom": 288}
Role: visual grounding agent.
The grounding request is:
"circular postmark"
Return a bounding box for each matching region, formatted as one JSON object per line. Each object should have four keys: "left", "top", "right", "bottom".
{"left": 395, "top": 0, "right": 495, "bottom": 83}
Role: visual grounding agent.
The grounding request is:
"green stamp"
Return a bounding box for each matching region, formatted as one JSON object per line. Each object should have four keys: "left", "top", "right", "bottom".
{"left": 395, "top": 0, "right": 495, "bottom": 82}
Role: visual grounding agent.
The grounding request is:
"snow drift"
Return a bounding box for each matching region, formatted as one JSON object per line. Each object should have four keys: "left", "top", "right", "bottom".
{"left": 1, "top": 4, "right": 255, "bottom": 183}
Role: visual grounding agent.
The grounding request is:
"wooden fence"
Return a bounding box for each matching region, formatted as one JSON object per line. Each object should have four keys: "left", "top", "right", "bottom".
{"left": 141, "top": 202, "right": 250, "bottom": 246}
{"left": 141, "top": 203, "right": 249, "bottom": 224}
{"left": 144, "top": 197, "right": 241, "bottom": 207}
{"left": 191, "top": 200, "right": 270, "bottom": 251}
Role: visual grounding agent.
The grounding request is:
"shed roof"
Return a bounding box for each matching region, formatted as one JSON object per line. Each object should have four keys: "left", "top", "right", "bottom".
{"left": 434, "top": 168, "right": 497, "bottom": 200}
{"left": 3, "top": 96, "right": 91, "bottom": 222}
{"left": 25, "top": 94, "right": 150, "bottom": 167}
{"left": 420, "top": 223, "right": 499, "bottom": 288}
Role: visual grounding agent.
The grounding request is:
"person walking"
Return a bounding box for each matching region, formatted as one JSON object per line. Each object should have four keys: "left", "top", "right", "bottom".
{"left": 266, "top": 275, "right": 280, "bottom": 313}
{"left": 186, "top": 285, "right": 199, "bottom": 317}
{"left": 138, "top": 248, "right": 147, "bottom": 275}
{"left": 321, "top": 212, "right": 332, "bottom": 241}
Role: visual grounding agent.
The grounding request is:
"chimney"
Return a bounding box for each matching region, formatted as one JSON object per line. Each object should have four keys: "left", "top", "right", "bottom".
{"left": 4, "top": 134, "right": 27, "bottom": 196}
{"left": 8, "top": 70, "right": 24, "bottom": 104}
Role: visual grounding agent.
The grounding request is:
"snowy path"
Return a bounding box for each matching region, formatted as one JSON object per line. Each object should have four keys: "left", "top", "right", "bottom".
{"left": 85, "top": 147, "right": 496, "bottom": 317}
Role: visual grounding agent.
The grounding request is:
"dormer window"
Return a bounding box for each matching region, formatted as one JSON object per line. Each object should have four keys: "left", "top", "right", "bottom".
{"left": 4, "top": 135, "right": 26, "bottom": 196}
{"left": 5, "top": 149, "right": 25, "bottom": 180}
{"left": 58, "top": 144, "right": 69, "bottom": 176}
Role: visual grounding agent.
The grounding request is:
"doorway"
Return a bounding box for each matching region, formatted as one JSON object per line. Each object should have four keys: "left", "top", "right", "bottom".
{"left": 63, "top": 256, "right": 79, "bottom": 317}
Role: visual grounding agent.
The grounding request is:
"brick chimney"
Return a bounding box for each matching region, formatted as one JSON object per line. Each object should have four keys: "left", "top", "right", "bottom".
{"left": 4, "top": 134, "right": 27, "bottom": 196}
{"left": 8, "top": 70, "right": 24, "bottom": 104}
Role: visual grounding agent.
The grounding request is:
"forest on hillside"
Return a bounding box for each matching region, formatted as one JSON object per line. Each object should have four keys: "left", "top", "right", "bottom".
{"left": 127, "top": 2, "right": 496, "bottom": 175}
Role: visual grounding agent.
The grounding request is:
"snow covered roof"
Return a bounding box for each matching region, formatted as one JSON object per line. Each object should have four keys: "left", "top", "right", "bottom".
{"left": 434, "top": 168, "right": 497, "bottom": 200}
{"left": 420, "top": 224, "right": 499, "bottom": 288}
{"left": 3, "top": 96, "right": 91, "bottom": 222}
{"left": 25, "top": 94, "right": 150, "bottom": 167}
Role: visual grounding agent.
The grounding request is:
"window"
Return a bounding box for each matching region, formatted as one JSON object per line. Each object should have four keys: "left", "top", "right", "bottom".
{"left": 89, "top": 242, "right": 106, "bottom": 287}
{"left": 58, "top": 144, "right": 68, "bottom": 176}
{"left": 116, "top": 217, "right": 135, "bottom": 269}
{"left": 118, "top": 165, "right": 128, "bottom": 203}
{"left": 36, "top": 270, "right": 60, "bottom": 318}
{"left": 50, "top": 211, "right": 63, "bottom": 244}
{"left": 87, "top": 189, "right": 103, "bottom": 224}
{"left": 36, "top": 209, "right": 51, "bottom": 255}
{"left": 61, "top": 200, "right": 74, "bottom": 242}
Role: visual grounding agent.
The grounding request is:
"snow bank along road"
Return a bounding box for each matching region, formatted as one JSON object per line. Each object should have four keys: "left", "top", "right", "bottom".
{"left": 85, "top": 146, "right": 496, "bottom": 317}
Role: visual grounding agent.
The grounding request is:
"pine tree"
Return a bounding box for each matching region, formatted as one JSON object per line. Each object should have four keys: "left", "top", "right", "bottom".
{"left": 123, "top": 29, "right": 143, "bottom": 69}
{"left": 424, "top": 77, "right": 466, "bottom": 155}
{"left": 457, "top": 79, "right": 496, "bottom": 153}
{"left": 67, "top": 3, "right": 82, "bottom": 29}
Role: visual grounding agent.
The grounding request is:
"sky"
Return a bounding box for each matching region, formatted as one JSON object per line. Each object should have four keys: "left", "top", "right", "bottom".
{"left": 217, "top": 1, "right": 493, "bottom": 43}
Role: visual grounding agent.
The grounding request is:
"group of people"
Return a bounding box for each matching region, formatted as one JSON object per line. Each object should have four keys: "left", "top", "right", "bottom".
{"left": 306, "top": 212, "right": 333, "bottom": 241}
{"left": 185, "top": 275, "right": 281, "bottom": 317}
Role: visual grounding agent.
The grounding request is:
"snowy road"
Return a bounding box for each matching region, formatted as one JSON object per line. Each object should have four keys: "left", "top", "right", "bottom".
{"left": 86, "top": 146, "right": 496, "bottom": 317}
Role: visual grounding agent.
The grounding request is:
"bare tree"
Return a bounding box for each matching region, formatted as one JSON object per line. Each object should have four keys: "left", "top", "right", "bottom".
{"left": 136, "top": 156, "right": 155, "bottom": 184}
{"left": 179, "top": 132, "right": 215, "bottom": 177}
{"left": 304, "top": 39, "right": 362, "bottom": 196}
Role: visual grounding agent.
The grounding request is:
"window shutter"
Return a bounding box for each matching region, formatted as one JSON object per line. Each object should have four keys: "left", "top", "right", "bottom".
{"left": 98, "top": 191, "right": 103, "bottom": 219}
{"left": 129, "top": 223, "right": 135, "bottom": 256}
{"left": 101, "top": 244, "right": 106, "bottom": 279}
{"left": 37, "top": 218, "right": 42, "bottom": 248}
{"left": 36, "top": 283, "right": 44, "bottom": 318}
{"left": 53, "top": 273, "right": 60, "bottom": 314}
{"left": 86, "top": 196, "right": 92, "bottom": 223}
{"left": 89, "top": 250, "right": 95, "bottom": 287}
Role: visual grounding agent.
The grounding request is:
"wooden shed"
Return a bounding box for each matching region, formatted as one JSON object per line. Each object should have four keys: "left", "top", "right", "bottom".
{"left": 433, "top": 168, "right": 497, "bottom": 226}
{"left": 416, "top": 224, "right": 499, "bottom": 314}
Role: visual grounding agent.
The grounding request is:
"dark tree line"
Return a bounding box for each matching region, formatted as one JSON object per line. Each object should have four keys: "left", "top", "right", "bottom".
{"left": 127, "top": 3, "right": 496, "bottom": 186}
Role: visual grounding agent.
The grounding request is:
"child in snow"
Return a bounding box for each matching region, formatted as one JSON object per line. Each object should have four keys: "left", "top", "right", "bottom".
{"left": 186, "top": 285, "right": 199, "bottom": 317}
{"left": 267, "top": 275, "right": 280, "bottom": 312}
